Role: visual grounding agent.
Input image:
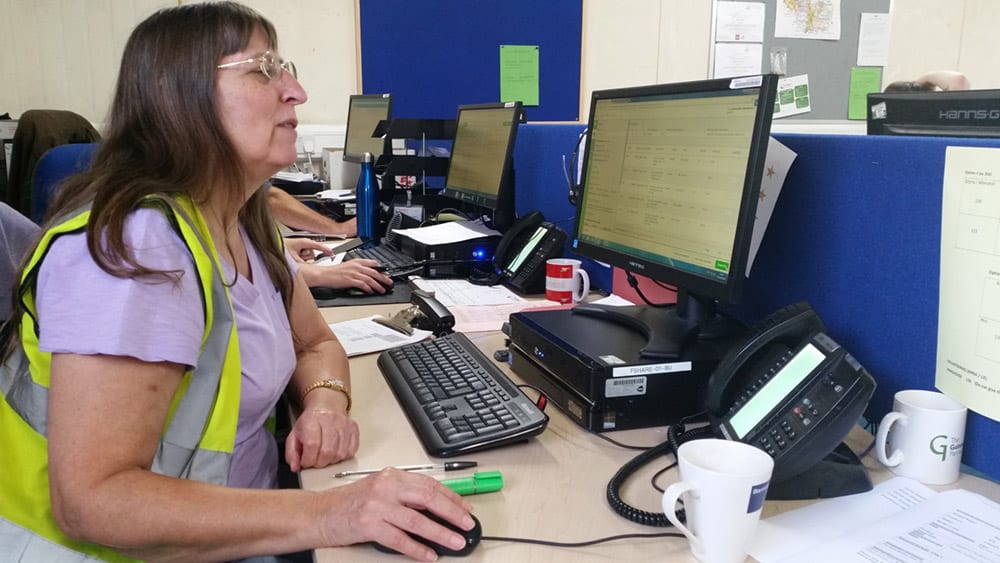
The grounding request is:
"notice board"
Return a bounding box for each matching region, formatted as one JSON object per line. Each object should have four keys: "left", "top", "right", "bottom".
{"left": 714, "top": 0, "right": 891, "bottom": 120}
{"left": 359, "top": 0, "right": 582, "bottom": 121}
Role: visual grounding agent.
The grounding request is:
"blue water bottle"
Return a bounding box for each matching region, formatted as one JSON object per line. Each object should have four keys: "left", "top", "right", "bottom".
{"left": 356, "top": 151, "right": 378, "bottom": 241}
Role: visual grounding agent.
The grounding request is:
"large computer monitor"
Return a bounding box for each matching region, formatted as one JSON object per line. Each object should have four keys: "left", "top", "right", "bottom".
{"left": 570, "top": 75, "right": 779, "bottom": 358}
{"left": 867, "top": 89, "right": 1000, "bottom": 137}
{"left": 340, "top": 93, "right": 392, "bottom": 188}
{"left": 438, "top": 101, "right": 523, "bottom": 232}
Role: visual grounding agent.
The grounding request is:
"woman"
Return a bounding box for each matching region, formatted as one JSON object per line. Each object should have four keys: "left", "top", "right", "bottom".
{"left": 0, "top": 3, "right": 471, "bottom": 561}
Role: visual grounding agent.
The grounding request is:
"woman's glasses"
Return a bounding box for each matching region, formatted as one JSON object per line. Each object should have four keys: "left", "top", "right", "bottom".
{"left": 217, "top": 51, "right": 296, "bottom": 81}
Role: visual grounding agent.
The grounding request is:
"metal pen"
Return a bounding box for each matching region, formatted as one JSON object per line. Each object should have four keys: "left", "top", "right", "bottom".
{"left": 334, "top": 461, "right": 477, "bottom": 478}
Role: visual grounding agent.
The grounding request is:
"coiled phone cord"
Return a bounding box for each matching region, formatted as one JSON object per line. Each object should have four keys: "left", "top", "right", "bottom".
{"left": 605, "top": 422, "right": 713, "bottom": 526}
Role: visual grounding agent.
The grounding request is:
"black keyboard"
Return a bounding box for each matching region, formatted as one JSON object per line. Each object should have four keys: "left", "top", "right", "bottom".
{"left": 377, "top": 332, "right": 549, "bottom": 457}
{"left": 345, "top": 240, "right": 421, "bottom": 276}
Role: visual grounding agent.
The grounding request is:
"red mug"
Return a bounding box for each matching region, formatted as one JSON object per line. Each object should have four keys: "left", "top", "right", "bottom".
{"left": 545, "top": 258, "right": 590, "bottom": 304}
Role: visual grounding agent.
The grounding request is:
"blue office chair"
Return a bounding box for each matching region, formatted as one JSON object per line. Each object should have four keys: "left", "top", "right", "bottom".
{"left": 31, "top": 142, "right": 98, "bottom": 224}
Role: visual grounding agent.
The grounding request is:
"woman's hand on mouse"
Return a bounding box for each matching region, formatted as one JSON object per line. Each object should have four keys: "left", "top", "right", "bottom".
{"left": 300, "top": 258, "right": 394, "bottom": 293}
{"left": 316, "top": 468, "right": 474, "bottom": 561}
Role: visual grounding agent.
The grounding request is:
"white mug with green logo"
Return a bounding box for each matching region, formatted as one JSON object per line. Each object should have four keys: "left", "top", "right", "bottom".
{"left": 875, "top": 389, "right": 967, "bottom": 485}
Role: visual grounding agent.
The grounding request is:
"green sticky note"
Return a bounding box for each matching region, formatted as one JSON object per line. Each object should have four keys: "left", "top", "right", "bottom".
{"left": 848, "top": 67, "right": 883, "bottom": 120}
{"left": 500, "top": 45, "right": 539, "bottom": 106}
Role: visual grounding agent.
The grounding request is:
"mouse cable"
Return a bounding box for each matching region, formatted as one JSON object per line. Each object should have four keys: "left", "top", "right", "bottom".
{"left": 651, "top": 461, "right": 678, "bottom": 494}
{"left": 592, "top": 432, "right": 658, "bottom": 451}
{"left": 481, "top": 531, "right": 683, "bottom": 549}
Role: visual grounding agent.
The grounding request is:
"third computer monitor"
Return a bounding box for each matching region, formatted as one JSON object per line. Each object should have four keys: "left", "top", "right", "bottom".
{"left": 340, "top": 93, "right": 392, "bottom": 189}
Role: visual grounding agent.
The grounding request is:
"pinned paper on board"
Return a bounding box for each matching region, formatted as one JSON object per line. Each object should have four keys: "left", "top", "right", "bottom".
{"left": 774, "top": 74, "right": 811, "bottom": 119}
{"left": 848, "top": 67, "right": 882, "bottom": 120}
{"left": 500, "top": 45, "right": 539, "bottom": 106}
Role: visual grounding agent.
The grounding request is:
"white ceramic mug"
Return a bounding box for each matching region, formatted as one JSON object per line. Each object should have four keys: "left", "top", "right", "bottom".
{"left": 545, "top": 258, "right": 590, "bottom": 304}
{"left": 875, "top": 389, "right": 967, "bottom": 485}
{"left": 662, "top": 439, "right": 774, "bottom": 563}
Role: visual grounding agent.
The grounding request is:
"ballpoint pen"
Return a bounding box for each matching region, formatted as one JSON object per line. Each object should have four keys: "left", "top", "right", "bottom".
{"left": 334, "top": 461, "right": 477, "bottom": 478}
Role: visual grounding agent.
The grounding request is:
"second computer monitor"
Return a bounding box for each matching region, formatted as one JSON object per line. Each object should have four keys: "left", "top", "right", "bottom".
{"left": 440, "top": 101, "right": 523, "bottom": 231}
{"left": 340, "top": 94, "right": 392, "bottom": 189}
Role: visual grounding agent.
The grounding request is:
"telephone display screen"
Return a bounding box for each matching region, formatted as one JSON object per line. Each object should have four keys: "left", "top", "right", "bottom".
{"left": 504, "top": 226, "right": 547, "bottom": 273}
{"left": 729, "top": 343, "right": 827, "bottom": 439}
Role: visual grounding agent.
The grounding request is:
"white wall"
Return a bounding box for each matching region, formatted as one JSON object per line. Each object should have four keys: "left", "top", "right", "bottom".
{"left": 0, "top": 0, "right": 995, "bottom": 139}
{"left": 0, "top": 0, "right": 356, "bottom": 128}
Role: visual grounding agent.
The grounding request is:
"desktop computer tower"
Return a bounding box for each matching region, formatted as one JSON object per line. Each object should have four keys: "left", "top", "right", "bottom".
{"left": 508, "top": 308, "right": 739, "bottom": 432}
{"left": 398, "top": 235, "right": 500, "bottom": 279}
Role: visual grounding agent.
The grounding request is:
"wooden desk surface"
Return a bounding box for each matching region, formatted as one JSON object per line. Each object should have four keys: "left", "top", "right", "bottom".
{"left": 303, "top": 302, "right": 1000, "bottom": 562}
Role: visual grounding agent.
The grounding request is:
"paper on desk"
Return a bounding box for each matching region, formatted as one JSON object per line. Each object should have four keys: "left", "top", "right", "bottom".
{"left": 394, "top": 219, "right": 501, "bottom": 245}
{"left": 272, "top": 170, "right": 316, "bottom": 182}
{"left": 451, "top": 301, "right": 576, "bottom": 333}
{"left": 409, "top": 278, "right": 525, "bottom": 307}
{"left": 327, "top": 315, "right": 431, "bottom": 357}
{"left": 314, "top": 189, "right": 355, "bottom": 201}
{"left": 750, "top": 476, "right": 1000, "bottom": 563}
{"left": 591, "top": 294, "right": 637, "bottom": 307}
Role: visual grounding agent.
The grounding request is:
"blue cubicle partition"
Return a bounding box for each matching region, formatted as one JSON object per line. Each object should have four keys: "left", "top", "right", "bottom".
{"left": 511, "top": 124, "right": 1000, "bottom": 482}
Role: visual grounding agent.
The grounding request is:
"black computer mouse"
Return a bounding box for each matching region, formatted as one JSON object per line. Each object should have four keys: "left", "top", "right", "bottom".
{"left": 310, "top": 281, "right": 393, "bottom": 300}
{"left": 372, "top": 511, "right": 481, "bottom": 557}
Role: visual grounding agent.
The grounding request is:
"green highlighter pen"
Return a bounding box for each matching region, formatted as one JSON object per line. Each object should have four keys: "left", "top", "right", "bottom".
{"left": 441, "top": 471, "right": 503, "bottom": 496}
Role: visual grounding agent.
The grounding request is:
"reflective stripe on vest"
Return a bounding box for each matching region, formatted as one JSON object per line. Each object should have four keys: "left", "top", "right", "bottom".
{"left": 0, "top": 195, "right": 242, "bottom": 560}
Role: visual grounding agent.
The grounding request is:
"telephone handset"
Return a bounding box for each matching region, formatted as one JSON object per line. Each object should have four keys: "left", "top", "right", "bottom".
{"left": 487, "top": 210, "right": 567, "bottom": 294}
{"left": 606, "top": 302, "right": 877, "bottom": 526}
{"left": 705, "top": 302, "right": 876, "bottom": 485}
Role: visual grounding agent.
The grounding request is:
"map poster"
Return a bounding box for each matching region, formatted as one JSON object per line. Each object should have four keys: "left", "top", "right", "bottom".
{"left": 936, "top": 146, "right": 1000, "bottom": 421}
{"left": 774, "top": 0, "right": 841, "bottom": 40}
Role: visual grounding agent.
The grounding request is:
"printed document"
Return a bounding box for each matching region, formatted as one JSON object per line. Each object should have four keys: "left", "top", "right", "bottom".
{"left": 327, "top": 315, "right": 431, "bottom": 357}
{"left": 936, "top": 146, "right": 1000, "bottom": 421}
{"left": 749, "top": 477, "right": 1000, "bottom": 563}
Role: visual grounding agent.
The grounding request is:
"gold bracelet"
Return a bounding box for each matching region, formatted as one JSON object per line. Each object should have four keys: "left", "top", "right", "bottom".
{"left": 300, "top": 378, "right": 351, "bottom": 412}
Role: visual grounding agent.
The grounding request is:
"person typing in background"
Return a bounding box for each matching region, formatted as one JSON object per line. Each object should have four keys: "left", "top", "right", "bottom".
{"left": 0, "top": 3, "right": 471, "bottom": 561}
{"left": 284, "top": 236, "right": 393, "bottom": 295}
{"left": 268, "top": 184, "right": 356, "bottom": 236}
{"left": 270, "top": 186, "right": 393, "bottom": 294}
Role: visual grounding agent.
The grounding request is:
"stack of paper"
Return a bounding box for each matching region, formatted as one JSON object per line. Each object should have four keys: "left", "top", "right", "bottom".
{"left": 749, "top": 477, "right": 1000, "bottom": 563}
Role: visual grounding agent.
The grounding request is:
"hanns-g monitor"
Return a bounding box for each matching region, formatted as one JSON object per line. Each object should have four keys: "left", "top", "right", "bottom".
{"left": 867, "top": 89, "right": 1000, "bottom": 138}
{"left": 570, "top": 74, "right": 779, "bottom": 358}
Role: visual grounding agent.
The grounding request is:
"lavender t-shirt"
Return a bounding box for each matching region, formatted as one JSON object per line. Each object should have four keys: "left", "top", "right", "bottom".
{"left": 36, "top": 208, "right": 296, "bottom": 489}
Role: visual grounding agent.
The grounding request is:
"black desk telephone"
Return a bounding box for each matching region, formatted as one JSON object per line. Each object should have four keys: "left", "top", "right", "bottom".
{"left": 607, "top": 302, "right": 877, "bottom": 526}
{"left": 488, "top": 211, "right": 567, "bottom": 294}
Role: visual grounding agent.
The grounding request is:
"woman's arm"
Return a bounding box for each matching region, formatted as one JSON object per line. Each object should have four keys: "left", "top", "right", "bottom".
{"left": 268, "top": 187, "right": 357, "bottom": 237}
{"left": 283, "top": 267, "right": 361, "bottom": 469}
{"left": 47, "top": 354, "right": 472, "bottom": 562}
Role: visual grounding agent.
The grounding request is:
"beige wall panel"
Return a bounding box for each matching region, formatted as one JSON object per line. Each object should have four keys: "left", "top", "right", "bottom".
{"left": 956, "top": 0, "right": 1000, "bottom": 89}
{"left": 581, "top": 0, "right": 662, "bottom": 120}
{"left": 885, "top": 0, "right": 965, "bottom": 86}
{"left": 657, "top": 0, "right": 712, "bottom": 83}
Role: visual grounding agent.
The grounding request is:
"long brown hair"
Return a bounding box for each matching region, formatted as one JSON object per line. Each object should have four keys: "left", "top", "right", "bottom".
{"left": 41, "top": 1, "right": 294, "bottom": 306}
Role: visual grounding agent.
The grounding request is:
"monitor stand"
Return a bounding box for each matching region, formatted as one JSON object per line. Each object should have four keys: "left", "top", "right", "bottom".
{"left": 766, "top": 441, "right": 873, "bottom": 500}
{"left": 571, "top": 291, "right": 741, "bottom": 359}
